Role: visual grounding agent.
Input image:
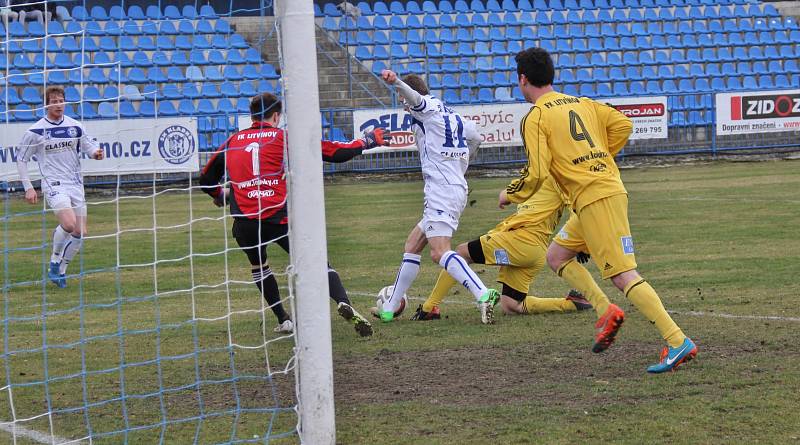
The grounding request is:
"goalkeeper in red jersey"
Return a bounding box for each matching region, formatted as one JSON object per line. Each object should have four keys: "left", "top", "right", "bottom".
{"left": 199, "top": 92, "right": 390, "bottom": 336}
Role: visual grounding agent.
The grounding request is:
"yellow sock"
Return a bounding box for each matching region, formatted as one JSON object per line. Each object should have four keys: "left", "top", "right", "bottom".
{"left": 522, "top": 295, "right": 576, "bottom": 314}
{"left": 557, "top": 259, "right": 610, "bottom": 317}
{"left": 624, "top": 279, "right": 686, "bottom": 348}
{"left": 422, "top": 269, "right": 457, "bottom": 312}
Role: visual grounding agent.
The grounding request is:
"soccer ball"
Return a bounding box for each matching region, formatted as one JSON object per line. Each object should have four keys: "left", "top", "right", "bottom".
{"left": 376, "top": 285, "right": 407, "bottom": 317}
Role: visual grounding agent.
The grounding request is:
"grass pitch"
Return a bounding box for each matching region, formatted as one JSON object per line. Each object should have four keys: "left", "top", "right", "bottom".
{"left": 2, "top": 160, "right": 799, "bottom": 444}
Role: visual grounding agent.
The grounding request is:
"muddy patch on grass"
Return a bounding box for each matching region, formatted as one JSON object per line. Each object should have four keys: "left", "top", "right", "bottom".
{"left": 332, "top": 338, "right": 793, "bottom": 409}
{"left": 186, "top": 338, "right": 791, "bottom": 411}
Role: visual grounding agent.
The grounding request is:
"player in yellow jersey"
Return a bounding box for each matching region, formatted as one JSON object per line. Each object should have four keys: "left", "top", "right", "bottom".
{"left": 502, "top": 48, "right": 697, "bottom": 373}
{"left": 411, "top": 176, "right": 593, "bottom": 321}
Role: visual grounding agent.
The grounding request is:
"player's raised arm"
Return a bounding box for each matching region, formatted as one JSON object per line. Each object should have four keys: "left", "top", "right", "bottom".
{"left": 381, "top": 69, "right": 423, "bottom": 110}
{"left": 504, "top": 107, "right": 552, "bottom": 204}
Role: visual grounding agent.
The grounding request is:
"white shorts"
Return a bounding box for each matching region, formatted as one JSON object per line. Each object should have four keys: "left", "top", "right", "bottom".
{"left": 417, "top": 186, "right": 466, "bottom": 238}
{"left": 43, "top": 181, "right": 87, "bottom": 216}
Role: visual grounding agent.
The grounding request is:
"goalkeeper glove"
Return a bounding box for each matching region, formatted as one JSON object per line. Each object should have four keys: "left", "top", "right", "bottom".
{"left": 576, "top": 252, "right": 591, "bottom": 264}
{"left": 213, "top": 187, "right": 229, "bottom": 207}
{"left": 361, "top": 127, "right": 391, "bottom": 149}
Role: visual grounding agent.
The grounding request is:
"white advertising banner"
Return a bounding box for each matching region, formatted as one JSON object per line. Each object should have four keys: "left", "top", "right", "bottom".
{"left": 599, "top": 96, "right": 668, "bottom": 140}
{"left": 353, "top": 97, "right": 667, "bottom": 152}
{"left": 353, "top": 103, "right": 530, "bottom": 152}
{"left": 0, "top": 117, "right": 199, "bottom": 181}
{"left": 716, "top": 89, "right": 800, "bottom": 135}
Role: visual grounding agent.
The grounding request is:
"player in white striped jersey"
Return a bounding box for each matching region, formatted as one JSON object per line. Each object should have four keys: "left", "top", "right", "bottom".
{"left": 16, "top": 86, "right": 104, "bottom": 288}
{"left": 374, "top": 69, "right": 500, "bottom": 324}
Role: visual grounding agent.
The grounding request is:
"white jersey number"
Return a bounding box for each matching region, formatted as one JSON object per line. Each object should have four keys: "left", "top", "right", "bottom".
{"left": 245, "top": 142, "right": 260, "bottom": 176}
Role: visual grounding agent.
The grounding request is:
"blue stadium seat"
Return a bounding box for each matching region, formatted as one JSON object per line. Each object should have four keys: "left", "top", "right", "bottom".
{"left": 182, "top": 84, "right": 201, "bottom": 99}
{"left": 164, "top": 5, "right": 181, "bottom": 19}
{"left": 97, "top": 102, "right": 116, "bottom": 119}
{"left": 132, "top": 51, "right": 151, "bottom": 67}
{"left": 219, "top": 82, "right": 238, "bottom": 98}
{"left": 86, "top": 67, "right": 106, "bottom": 84}
{"left": 174, "top": 100, "right": 194, "bottom": 116}
{"left": 126, "top": 68, "right": 145, "bottom": 83}
{"left": 161, "top": 84, "right": 181, "bottom": 100}
{"left": 197, "top": 4, "right": 216, "bottom": 18}
{"left": 122, "top": 85, "right": 142, "bottom": 101}
{"left": 204, "top": 66, "right": 223, "bottom": 82}
{"left": 20, "top": 87, "right": 40, "bottom": 105}
{"left": 118, "top": 101, "right": 137, "bottom": 118}
{"left": 155, "top": 101, "right": 177, "bottom": 117}
{"left": 237, "top": 64, "right": 257, "bottom": 80}
{"left": 495, "top": 87, "right": 512, "bottom": 101}
{"left": 196, "top": 99, "right": 214, "bottom": 115}
{"left": 147, "top": 67, "right": 167, "bottom": 83}
{"left": 218, "top": 99, "right": 236, "bottom": 114}
{"left": 201, "top": 84, "right": 222, "bottom": 99}
{"left": 477, "top": 87, "right": 495, "bottom": 103}
{"left": 220, "top": 65, "right": 241, "bottom": 82}
{"left": 233, "top": 97, "right": 249, "bottom": 113}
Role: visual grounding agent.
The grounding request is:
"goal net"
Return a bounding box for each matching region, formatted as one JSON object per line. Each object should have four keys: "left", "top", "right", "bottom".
{"left": 0, "top": 1, "right": 332, "bottom": 443}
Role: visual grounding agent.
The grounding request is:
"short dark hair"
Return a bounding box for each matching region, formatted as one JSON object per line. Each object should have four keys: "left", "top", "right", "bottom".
{"left": 515, "top": 48, "right": 555, "bottom": 88}
{"left": 45, "top": 86, "right": 65, "bottom": 105}
{"left": 250, "top": 92, "right": 282, "bottom": 120}
{"left": 403, "top": 74, "right": 429, "bottom": 96}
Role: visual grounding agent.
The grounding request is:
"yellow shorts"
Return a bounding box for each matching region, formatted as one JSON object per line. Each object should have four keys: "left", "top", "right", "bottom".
{"left": 479, "top": 226, "right": 547, "bottom": 294}
{"left": 553, "top": 194, "right": 638, "bottom": 279}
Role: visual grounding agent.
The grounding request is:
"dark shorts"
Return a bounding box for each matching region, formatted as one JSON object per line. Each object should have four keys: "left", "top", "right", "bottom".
{"left": 232, "top": 218, "right": 290, "bottom": 266}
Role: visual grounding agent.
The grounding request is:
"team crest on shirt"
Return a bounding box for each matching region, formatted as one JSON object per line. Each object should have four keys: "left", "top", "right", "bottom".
{"left": 67, "top": 127, "right": 78, "bottom": 138}
{"left": 494, "top": 249, "right": 510, "bottom": 265}
{"left": 621, "top": 236, "right": 635, "bottom": 255}
{"left": 158, "top": 125, "right": 195, "bottom": 165}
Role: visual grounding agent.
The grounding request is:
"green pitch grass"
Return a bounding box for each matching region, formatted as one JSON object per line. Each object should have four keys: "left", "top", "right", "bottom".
{"left": 2, "top": 160, "right": 799, "bottom": 444}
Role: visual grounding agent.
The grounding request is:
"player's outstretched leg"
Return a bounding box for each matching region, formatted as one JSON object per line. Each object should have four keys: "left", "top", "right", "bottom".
{"left": 328, "top": 267, "right": 372, "bottom": 336}
{"left": 511, "top": 290, "right": 593, "bottom": 314}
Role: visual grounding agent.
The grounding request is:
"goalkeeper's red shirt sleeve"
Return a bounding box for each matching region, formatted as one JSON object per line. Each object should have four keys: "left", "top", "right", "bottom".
{"left": 320, "top": 139, "right": 366, "bottom": 163}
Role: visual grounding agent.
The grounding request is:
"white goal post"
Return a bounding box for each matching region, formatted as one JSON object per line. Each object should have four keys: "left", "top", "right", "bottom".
{"left": 276, "top": 1, "right": 336, "bottom": 443}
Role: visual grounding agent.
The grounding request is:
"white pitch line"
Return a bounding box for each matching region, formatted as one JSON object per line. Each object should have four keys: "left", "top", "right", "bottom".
{"left": 25, "top": 288, "right": 800, "bottom": 323}
{"left": 350, "top": 290, "right": 800, "bottom": 322}
{"left": 670, "top": 310, "right": 800, "bottom": 323}
{"left": 0, "top": 422, "right": 76, "bottom": 445}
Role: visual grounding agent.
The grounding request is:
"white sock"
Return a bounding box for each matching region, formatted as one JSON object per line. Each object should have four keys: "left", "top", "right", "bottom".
{"left": 59, "top": 235, "right": 83, "bottom": 275}
{"left": 439, "top": 250, "right": 487, "bottom": 301}
{"left": 384, "top": 253, "right": 421, "bottom": 313}
{"left": 50, "top": 225, "right": 70, "bottom": 264}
